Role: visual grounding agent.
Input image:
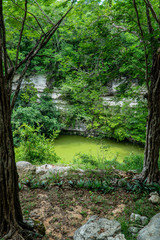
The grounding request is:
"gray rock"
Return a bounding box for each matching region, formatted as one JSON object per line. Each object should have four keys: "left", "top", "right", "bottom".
{"left": 130, "top": 213, "right": 136, "bottom": 222}
{"left": 137, "top": 213, "right": 160, "bottom": 240}
{"left": 36, "top": 164, "right": 70, "bottom": 174}
{"left": 129, "top": 226, "right": 139, "bottom": 234}
{"left": 134, "top": 214, "right": 142, "bottom": 224}
{"left": 74, "top": 215, "right": 126, "bottom": 240}
{"left": 141, "top": 216, "right": 148, "bottom": 226}
{"left": 149, "top": 192, "right": 159, "bottom": 197}
{"left": 16, "top": 161, "right": 33, "bottom": 169}
{"left": 108, "top": 234, "right": 126, "bottom": 240}
{"left": 16, "top": 161, "right": 36, "bottom": 178}
{"left": 130, "top": 213, "right": 148, "bottom": 226}
{"left": 24, "top": 219, "right": 35, "bottom": 228}
{"left": 149, "top": 194, "right": 160, "bottom": 204}
{"left": 130, "top": 213, "right": 141, "bottom": 224}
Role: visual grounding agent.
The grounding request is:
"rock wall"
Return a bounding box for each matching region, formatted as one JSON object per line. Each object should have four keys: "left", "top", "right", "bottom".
{"left": 12, "top": 74, "right": 146, "bottom": 135}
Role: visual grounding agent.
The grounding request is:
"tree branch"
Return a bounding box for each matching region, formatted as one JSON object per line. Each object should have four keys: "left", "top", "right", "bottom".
{"left": 143, "top": 0, "right": 160, "bottom": 27}
{"left": 11, "top": 0, "right": 45, "bottom": 34}
{"left": 112, "top": 23, "right": 139, "bottom": 36}
{"left": 16, "top": 3, "right": 73, "bottom": 71}
{"left": 11, "top": 60, "right": 31, "bottom": 110}
{"left": 34, "top": 0, "right": 54, "bottom": 25}
{"left": 15, "top": 0, "right": 27, "bottom": 67}
{"left": 11, "top": 2, "right": 74, "bottom": 110}
{"left": 133, "top": 0, "right": 149, "bottom": 91}
{"left": 5, "top": 15, "right": 42, "bottom": 34}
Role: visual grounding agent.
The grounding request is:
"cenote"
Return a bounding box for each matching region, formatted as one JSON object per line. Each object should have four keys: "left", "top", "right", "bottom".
{"left": 54, "top": 135, "right": 144, "bottom": 164}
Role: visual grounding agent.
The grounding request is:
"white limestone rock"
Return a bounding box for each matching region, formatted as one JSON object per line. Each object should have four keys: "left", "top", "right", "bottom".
{"left": 149, "top": 192, "right": 160, "bottom": 204}
{"left": 74, "top": 216, "right": 126, "bottom": 240}
{"left": 137, "top": 213, "right": 160, "bottom": 240}
{"left": 16, "top": 161, "right": 33, "bottom": 169}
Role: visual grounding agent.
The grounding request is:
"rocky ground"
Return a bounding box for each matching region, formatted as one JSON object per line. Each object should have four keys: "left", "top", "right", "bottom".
{"left": 17, "top": 162, "right": 160, "bottom": 240}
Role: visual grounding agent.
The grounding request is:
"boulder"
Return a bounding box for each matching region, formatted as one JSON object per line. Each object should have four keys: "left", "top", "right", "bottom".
{"left": 74, "top": 215, "right": 126, "bottom": 240}
{"left": 130, "top": 213, "right": 148, "bottom": 226}
{"left": 129, "top": 226, "right": 139, "bottom": 234}
{"left": 36, "top": 164, "right": 70, "bottom": 174}
{"left": 16, "top": 161, "right": 33, "bottom": 169}
{"left": 149, "top": 192, "right": 160, "bottom": 204}
{"left": 16, "top": 161, "right": 36, "bottom": 178}
{"left": 137, "top": 213, "right": 160, "bottom": 240}
{"left": 36, "top": 164, "right": 72, "bottom": 179}
{"left": 130, "top": 213, "right": 141, "bottom": 224}
{"left": 141, "top": 216, "right": 149, "bottom": 226}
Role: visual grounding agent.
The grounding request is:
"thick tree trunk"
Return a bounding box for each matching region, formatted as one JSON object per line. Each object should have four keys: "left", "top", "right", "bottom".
{"left": 140, "top": 52, "right": 160, "bottom": 183}
{"left": 0, "top": 77, "right": 23, "bottom": 238}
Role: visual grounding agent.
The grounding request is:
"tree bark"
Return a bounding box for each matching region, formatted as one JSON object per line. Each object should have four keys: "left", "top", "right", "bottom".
{"left": 0, "top": 0, "right": 74, "bottom": 237}
{"left": 140, "top": 52, "right": 160, "bottom": 183}
{"left": 0, "top": 76, "right": 24, "bottom": 238}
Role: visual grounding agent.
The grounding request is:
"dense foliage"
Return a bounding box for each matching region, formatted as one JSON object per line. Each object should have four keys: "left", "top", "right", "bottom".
{"left": 11, "top": 0, "right": 152, "bottom": 148}
{"left": 12, "top": 81, "right": 63, "bottom": 143}
{"left": 14, "top": 124, "right": 60, "bottom": 164}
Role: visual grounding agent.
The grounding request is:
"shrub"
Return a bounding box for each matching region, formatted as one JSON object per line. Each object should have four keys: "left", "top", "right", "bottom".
{"left": 14, "top": 124, "right": 60, "bottom": 164}
{"left": 123, "top": 153, "right": 143, "bottom": 172}
{"left": 12, "top": 93, "right": 63, "bottom": 144}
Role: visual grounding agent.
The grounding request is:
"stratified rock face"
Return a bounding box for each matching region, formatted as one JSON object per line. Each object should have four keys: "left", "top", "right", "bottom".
{"left": 74, "top": 216, "right": 126, "bottom": 240}
{"left": 137, "top": 213, "right": 160, "bottom": 240}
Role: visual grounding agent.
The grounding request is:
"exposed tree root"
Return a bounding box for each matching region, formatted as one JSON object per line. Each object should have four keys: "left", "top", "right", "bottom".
{"left": 1, "top": 223, "right": 43, "bottom": 240}
{"left": 133, "top": 170, "right": 160, "bottom": 184}
{"left": 1, "top": 228, "right": 16, "bottom": 240}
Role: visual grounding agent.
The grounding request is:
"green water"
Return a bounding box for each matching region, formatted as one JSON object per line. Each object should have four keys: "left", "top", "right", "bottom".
{"left": 54, "top": 135, "right": 144, "bottom": 164}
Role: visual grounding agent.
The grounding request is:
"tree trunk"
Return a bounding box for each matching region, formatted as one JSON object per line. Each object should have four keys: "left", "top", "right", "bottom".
{"left": 0, "top": 77, "right": 23, "bottom": 238}
{"left": 140, "top": 52, "right": 160, "bottom": 183}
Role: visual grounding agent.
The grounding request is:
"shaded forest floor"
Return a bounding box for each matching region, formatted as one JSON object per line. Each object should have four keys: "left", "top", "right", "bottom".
{"left": 19, "top": 168, "right": 160, "bottom": 240}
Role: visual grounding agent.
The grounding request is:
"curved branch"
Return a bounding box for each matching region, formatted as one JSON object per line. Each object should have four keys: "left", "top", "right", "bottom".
{"left": 11, "top": 60, "right": 31, "bottom": 110}
{"left": 11, "top": 0, "right": 45, "bottom": 34}
{"left": 16, "top": 4, "right": 73, "bottom": 71}
{"left": 34, "top": 0, "right": 54, "bottom": 25}
{"left": 143, "top": 0, "right": 160, "bottom": 27}
{"left": 5, "top": 15, "right": 42, "bottom": 34}
{"left": 11, "top": 3, "right": 74, "bottom": 110}
{"left": 112, "top": 23, "right": 139, "bottom": 36}
{"left": 133, "top": 0, "right": 149, "bottom": 91}
{"left": 15, "top": 0, "right": 27, "bottom": 67}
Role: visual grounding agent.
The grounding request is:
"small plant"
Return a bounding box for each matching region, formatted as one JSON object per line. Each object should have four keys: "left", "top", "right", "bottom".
{"left": 126, "top": 180, "right": 160, "bottom": 194}
{"left": 73, "top": 153, "right": 99, "bottom": 168}
{"left": 80, "top": 210, "right": 88, "bottom": 217}
{"left": 21, "top": 174, "right": 50, "bottom": 190}
{"left": 72, "top": 178, "right": 114, "bottom": 193}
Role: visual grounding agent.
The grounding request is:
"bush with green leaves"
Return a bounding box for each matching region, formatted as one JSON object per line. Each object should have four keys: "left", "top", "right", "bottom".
{"left": 73, "top": 151, "right": 119, "bottom": 170}
{"left": 14, "top": 124, "right": 60, "bottom": 164}
{"left": 87, "top": 97, "right": 147, "bottom": 144}
{"left": 73, "top": 150, "right": 145, "bottom": 174}
{"left": 12, "top": 93, "right": 64, "bottom": 144}
{"left": 70, "top": 178, "right": 114, "bottom": 194}
{"left": 123, "top": 153, "right": 143, "bottom": 173}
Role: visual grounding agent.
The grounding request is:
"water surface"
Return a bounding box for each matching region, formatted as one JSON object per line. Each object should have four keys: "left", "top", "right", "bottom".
{"left": 54, "top": 135, "right": 144, "bottom": 164}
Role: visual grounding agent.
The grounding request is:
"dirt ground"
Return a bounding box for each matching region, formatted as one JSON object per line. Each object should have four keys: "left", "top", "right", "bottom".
{"left": 19, "top": 169, "right": 159, "bottom": 240}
